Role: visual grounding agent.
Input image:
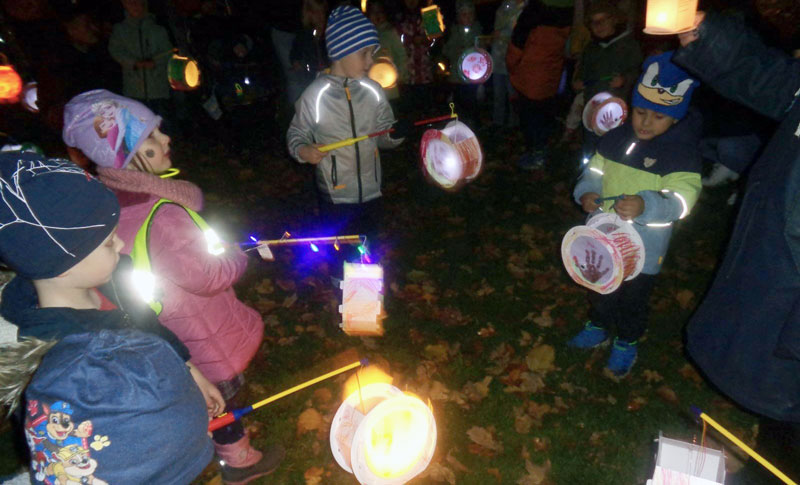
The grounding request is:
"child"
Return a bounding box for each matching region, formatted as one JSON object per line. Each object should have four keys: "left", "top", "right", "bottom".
{"left": 287, "top": 5, "right": 405, "bottom": 250}
{"left": 442, "top": 0, "right": 483, "bottom": 128}
{"left": 62, "top": 90, "right": 283, "bottom": 484}
{"left": 396, "top": 0, "right": 435, "bottom": 117}
{"left": 0, "top": 151, "right": 214, "bottom": 483}
{"left": 570, "top": 53, "right": 701, "bottom": 378}
{"left": 490, "top": 0, "right": 526, "bottom": 129}
{"left": 367, "top": 0, "right": 408, "bottom": 102}
{"left": 289, "top": 0, "right": 330, "bottom": 105}
{"left": 507, "top": 0, "right": 573, "bottom": 170}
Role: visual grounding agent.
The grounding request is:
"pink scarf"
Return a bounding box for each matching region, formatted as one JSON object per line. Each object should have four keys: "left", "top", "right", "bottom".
{"left": 97, "top": 167, "right": 204, "bottom": 211}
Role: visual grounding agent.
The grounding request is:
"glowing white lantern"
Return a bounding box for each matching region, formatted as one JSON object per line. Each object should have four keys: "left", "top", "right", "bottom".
{"left": 368, "top": 57, "right": 398, "bottom": 90}
{"left": 419, "top": 120, "right": 483, "bottom": 190}
{"left": 643, "top": 0, "right": 698, "bottom": 35}
{"left": 458, "top": 47, "right": 492, "bottom": 84}
{"left": 340, "top": 262, "right": 385, "bottom": 336}
{"left": 21, "top": 81, "right": 38, "bottom": 113}
{"left": 331, "top": 383, "right": 437, "bottom": 484}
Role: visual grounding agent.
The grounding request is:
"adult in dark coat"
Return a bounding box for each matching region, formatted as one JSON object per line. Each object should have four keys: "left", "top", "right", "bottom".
{"left": 673, "top": 10, "right": 800, "bottom": 483}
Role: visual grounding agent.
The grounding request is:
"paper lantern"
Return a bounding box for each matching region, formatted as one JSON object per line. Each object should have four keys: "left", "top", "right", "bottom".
{"left": 340, "top": 262, "right": 385, "bottom": 336}
{"left": 0, "top": 65, "right": 23, "bottom": 104}
{"left": 582, "top": 92, "right": 628, "bottom": 136}
{"left": 647, "top": 432, "right": 726, "bottom": 485}
{"left": 368, "top": 57, "right": 398, "bottom": 90}
{"left": 168, "top": 54, "right": 201, "bottom": 91}
{"left": 644, "top": 0, "right": 698, "bottom": 35}
{"left": 331, "top": 383, "right": 437, "bottom": 485}
{"left": 419, "top": 120, "right": 483, "bottom": 190}
{"left": 21, "top": 81, "right": 38, "bottom": 113}
{"left": 561, "top": 213, "right": 645, "bottom": 294}
{"left": 458, "top": 47, "right": 492, "bottom": 84}
{"left": 421, "top": 5, "right": 445, "bottom": 39}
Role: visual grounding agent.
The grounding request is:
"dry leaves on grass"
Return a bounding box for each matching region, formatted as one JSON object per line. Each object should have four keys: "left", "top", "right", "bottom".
{"left": 296, "top": 408, "right": 324, "bottom": 436}
{"left": 642, "top": 369, "right": 664, "bottom": 383}
{"left": 675, "top": 289, "right": 695, "bottom": 309}
{"left": 303, "top": 466, "right": 325, "bottom": 485}
{"left": 517, "top": 459, "right": 551, "bottom": 485}
{"left": 423, "top": 463, "right": 456, "bottom": 484}
{"left": 462, "top": 376, "right": 492, "bottom": 403}
{"left": 525, "top": 344, "right": 555, "bottom": 373}
{"left": 678, "top": 363, "right": 704, "bottom": 385}
{"left": 467, "top": 426, "right": 504, "bottom": 456}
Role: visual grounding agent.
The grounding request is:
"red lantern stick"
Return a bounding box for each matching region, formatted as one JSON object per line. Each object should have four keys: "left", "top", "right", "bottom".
{"left": 208, "top": 359, "right": 368, "bottom": 432}
{"left": 413, "top": 113, "right": 457, "bottom": 126}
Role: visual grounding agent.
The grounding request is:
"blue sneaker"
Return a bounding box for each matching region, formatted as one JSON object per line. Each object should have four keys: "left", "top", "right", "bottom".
{"left": 567, "top": 322, "right": 609, "bottom": 349}
{"left": 517, "top": 151, "right": 545, "bottom": 171}
{"left": 605, "top": 338, "right": 638, "bottom": 379}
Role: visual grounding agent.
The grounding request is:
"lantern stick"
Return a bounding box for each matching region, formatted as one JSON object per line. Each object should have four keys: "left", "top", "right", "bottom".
{"left": 251, "top": 235, "right": 364, "bottom": 247}
{"left": 318, "top": 129, "right": 394, "bottom": 152}
{"left": 594, "top": 195, "right": 626, "bottom": 204}
{"left": 414, "top": 114, "right": 457, "bottom": 126}
{"left": 209, "top": 359, "right": 368, "bottom": 432}
{"left": 690, "top": 407, "right": 797, "bottom": 485}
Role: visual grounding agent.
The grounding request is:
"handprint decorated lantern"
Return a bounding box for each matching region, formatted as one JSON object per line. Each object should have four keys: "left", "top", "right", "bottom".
{"left": 582, "top": 92, "right": 628, "bottom": 136}
{"left": 458, "top": 47, "right": 492, "bottom": 84}
{"left": 419, "top": 120, "right": 483, "bottom": 190}
{"left": 561, "top": 213, "right": 645, "bottom": 294}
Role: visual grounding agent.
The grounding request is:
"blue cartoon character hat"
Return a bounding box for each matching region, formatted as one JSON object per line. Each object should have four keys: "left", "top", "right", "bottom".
{"left": 632, "top": 52, "right": 698, "bottom": 120}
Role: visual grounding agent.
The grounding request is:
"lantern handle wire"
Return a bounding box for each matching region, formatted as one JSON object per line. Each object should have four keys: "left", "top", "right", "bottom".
{"left": 355, "top": 367, "right": 366, "bottom": 414}
{"left": 450, "top": 102, "right": 457, "bottom": 122}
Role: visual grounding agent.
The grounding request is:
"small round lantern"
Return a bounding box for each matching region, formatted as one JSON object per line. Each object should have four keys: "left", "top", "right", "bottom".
{"left": 419, "top": 120, "right": 483, "bottom": 190}
{"left": 168, "top": 54, "right": 201, "bottom": 91}
{"left": 331, "top": 383, "right": 437, "bottom": 485}
{"left": 21, "top": 81, "right": 38, "bottom": 113}
{"left": 582, "top": 92, "right": 628, "bottom": 136}
{"left": 458, "top": 47, "right": 492, "bottom": 84}
{"left": 0, "top": 65, "right": 23, "bottom": 104}
{"left": 368, "top": 57, "right": 398, "bottom": 90}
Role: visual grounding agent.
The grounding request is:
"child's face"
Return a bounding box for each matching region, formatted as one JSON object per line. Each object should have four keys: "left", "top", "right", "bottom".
{"left": 589, "top": 13, "right": 615, "bottom": 39}
{"left": 63, "top": 227, "right": 123, "bottom": 288}
{"left": 631, "top": 107, "right": 676, "bottom": 140}
{"left": 136, "top": 127, "right": 172, "bottom": 174}
{"left": 337, "top": 46, "right": 375, "bottom": 79}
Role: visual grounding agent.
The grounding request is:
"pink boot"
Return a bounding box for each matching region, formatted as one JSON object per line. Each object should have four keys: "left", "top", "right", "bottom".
{"left": 214, "top": 434, "right": 285, "bottom": 485}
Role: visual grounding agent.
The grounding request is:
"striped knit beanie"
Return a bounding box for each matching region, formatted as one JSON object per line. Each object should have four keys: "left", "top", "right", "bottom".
{"left": 325, "top": 6, "right": 379, "bottom": 61}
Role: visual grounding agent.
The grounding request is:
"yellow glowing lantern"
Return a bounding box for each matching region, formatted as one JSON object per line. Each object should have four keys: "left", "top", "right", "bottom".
{"left": 0, "top": 64, "right": 23, "bottom": 104}
{"left": 421, "top": 5, "right": 445, "bottom": 39}
{"left": 643, "top": 0, "right": 698, "bottom": 35}
{"left": 331, "top": 383, "right": 437, "bottom": 484}
{"left": 361, "top": 0, "right": 368, "bottom": 13}
{"left": 340, "top": 262, "right": 385, "bottom": 337}
{"left": 368, "top": 57, "right": 398, "bottom": 90}
{"left": 168, "top": 54, "right": 201, "bottom": 91}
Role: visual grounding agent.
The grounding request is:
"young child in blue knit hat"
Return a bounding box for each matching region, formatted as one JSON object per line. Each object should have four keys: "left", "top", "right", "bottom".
{"left": 0, "top": 151, "right": 216, "bottom": 483}
{"left": 287, "top": 5, "right": 405, "bottom": 266}
{"left": 569, "top": 52, "right": 702, "bottom": 379}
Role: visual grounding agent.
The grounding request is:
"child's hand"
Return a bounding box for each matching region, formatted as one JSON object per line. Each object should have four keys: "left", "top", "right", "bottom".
{"left": 579, "top": 192, "right": 601, "bottom": 213}
{"left": 299, "top": 144, "right": 326, "bottom": 164}
{"left": 678, "top": 11, "right": 705, "bottom": 47}
{"left": 614, "top": 194, "right": 644, "bottom": 220}
{"left": 187, "top": 362, "right": 226, "bottom": 417}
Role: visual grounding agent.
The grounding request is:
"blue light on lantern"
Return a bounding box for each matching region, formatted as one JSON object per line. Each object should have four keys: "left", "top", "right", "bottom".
{"left": 310, "top": 243, "right": 319, "bottom": 252}
{"left": 249, "top": 236, "right": 257, "bottom": 243}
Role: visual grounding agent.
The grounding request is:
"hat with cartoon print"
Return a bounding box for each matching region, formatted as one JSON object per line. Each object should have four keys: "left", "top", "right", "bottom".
{"left": 0, "top": 151, "right": 119, "bottom": 279}
{"left": 632, "top": 51, "right": 699, "bottom": 120}
{"left": 24, "top": 330, "right": 213, "bottom": 484}
{"left": 62, "top": 90, "right": 161, "bottom": 169}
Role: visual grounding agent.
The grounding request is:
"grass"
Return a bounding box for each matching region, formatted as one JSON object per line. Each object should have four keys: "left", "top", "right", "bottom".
{"left": 0, "top": 110, "right": 756, "bottom": 484}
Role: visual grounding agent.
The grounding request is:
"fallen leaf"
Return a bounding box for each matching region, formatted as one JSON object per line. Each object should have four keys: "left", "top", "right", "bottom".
{"left": 675, "top": 289, "right": 695, "bottom": 309}
{"left": 656, "top": 385, "right": 679, "bottom": 404}
{"left": 626, "top": 396, "right": 647, "bottom": 412}
{"left": 678, "top": 363, "right": 704, "bottom": 385}
{"left": 446, "top": 450, "right": 471, "bottom": 472}
{"left": 296, "top": 408, "right": 323, "bottom": 435}
{"left": 424, "top": 463, "right": 456, "bottom": 484}
{"left": 515, "top": 411, "right": 533, "bottom": 434}
{"left": 642, "top": 369, "right": 664, "bottom": 383}
{"left": 463, "top": 376, "right": 493, "bottom": 402}
{"left": 282, "top": 293, "right": 298, "bottom": 308}
{"left": 467, "top": 426, "right": 504, "bottom": 453}
{"left": 478, "top": 323, "right": 496, "bottom": 338}
{"left": 425, "top": 343, "right": 451, "bottom": 362}
{"left": 304, "top": 466, "right": 324, "bottom": 485}
{"left": 526, "top": 344, "right": 555, "bottom": 372}
{"left": 313, "top": 388, "right": 332, "bottom": 404}
{"left": 517, "top": 459, "right": 551, "bottom": 485}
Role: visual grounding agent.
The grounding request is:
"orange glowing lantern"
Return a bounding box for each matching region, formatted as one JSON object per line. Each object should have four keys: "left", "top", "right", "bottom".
{"left": 331, "top": 383, "right": 437, "bottom": 484}
{"left": 168, "top": 54, "right": 201, "bottom": 91}
{"left": 368, "top": 57, "right": 398, "bottom": 90}
{"left": 643, "top": 0, "right": 698, "bottom": 35}
{"left": 0, "top": 64, "right": 23, "bottom": 104}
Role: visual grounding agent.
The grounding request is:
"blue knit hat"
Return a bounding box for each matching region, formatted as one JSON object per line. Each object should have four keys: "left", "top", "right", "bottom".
{"left": 0, "top": 152, "right": 119, "bottom": 279}
{"left": 24, "top": 330, "right": 213, "bottom": 484}
{"left": 325, "top": 6, "right": 379, "bottom": 61}
{"left": 632, "top": 51, "right": 699, "bottom": 120}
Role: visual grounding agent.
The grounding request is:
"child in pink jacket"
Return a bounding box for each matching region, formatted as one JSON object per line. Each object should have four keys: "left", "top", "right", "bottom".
{"left": 62, "top": 89, "right": 283, "bottom": 485}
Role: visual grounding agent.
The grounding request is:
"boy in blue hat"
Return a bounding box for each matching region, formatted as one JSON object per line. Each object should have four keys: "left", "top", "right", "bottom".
{"left": 569, "top": 52, "right": 702, "bottom": 379}
{"left": 287, "top": 5, "right": 405, "bottom": 258}
{"left": 0, "top": 151, "right": 217, "bottom": 483}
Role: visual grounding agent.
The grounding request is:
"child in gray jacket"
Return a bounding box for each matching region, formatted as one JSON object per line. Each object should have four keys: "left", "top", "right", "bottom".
{"left": 287, "top": 5, "right": 404, "bottom": 246}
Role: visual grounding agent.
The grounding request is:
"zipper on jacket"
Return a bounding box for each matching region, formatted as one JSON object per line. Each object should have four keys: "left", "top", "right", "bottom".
{"left": 343, "top": 80, "right": 363, "bottom": 202}
{"left": 374, "top": 148, "right": 379, "bottom": 182}
{"left": 331, "top": 155, "right": 338, "bottom": 187}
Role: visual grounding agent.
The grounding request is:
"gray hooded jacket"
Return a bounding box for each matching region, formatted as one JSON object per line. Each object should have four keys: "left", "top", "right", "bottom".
{"left": 287, "top": 74, "right": 400, "bottom": 204}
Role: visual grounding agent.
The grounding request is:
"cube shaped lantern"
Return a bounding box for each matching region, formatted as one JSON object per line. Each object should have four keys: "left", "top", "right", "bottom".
{"left": 647, "top": 433, "right": 726, "bottom": 485}
{"left": 644, "top": 0, "right": 698, "bottom": 35}
{"left": 340, "top": 262, "right": 385, "bottom": 336}
{"left": 421, "top": 5, "right": 445, "bottom": 39}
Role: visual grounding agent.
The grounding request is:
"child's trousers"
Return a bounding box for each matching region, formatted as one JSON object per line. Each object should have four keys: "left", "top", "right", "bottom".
{"left": 588, "top": 274, "right": 656, "bottom": 342}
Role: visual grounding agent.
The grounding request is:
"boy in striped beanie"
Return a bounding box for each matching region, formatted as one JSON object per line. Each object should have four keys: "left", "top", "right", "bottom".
{"left": 287, "top": 5, "right": 406, "bottom": 273}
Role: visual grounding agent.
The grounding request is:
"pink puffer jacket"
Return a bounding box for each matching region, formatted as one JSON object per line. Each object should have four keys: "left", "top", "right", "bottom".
{"left": 97, "top": 168, "right": 263, "bottom": 384}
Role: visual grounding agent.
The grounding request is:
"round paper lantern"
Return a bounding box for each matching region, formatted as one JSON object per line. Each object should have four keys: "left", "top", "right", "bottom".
{"left": 168, "top": 54, "right": 201, "bottom": 91}
{"left": 21, "top": 81, "right": 38, "bottom": 113}
{"left": 582, "top": 92, "right": 628, "bottom": 136}
{"left": 0, "top": 65, "right": 23, "bottom": 104}
{"left": 368, "top": 57, "right": 398, "bottom": 90}
{"left": 561, "top": 212, "right": 645, "bottom": 294}
{"left": 458, "top": 47, "right": 492, "bottom": 84}
{"left": 331, "top": 383, "right": 436, "bottom": 484}
{"left": 419, "top": 120, "right": 483, "bottom": 190}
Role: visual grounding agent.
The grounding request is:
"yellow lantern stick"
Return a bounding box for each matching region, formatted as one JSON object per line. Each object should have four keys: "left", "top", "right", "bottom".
{"left": 691, "top": 407, "right": 797, "bottom": 485}
{"left": 319, "top": 128, "right": 394, "bottom": 153}
{"left": 209, "top": 359, "right": 367, "bottom": 431}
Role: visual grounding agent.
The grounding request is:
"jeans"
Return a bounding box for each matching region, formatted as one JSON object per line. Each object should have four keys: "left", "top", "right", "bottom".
{"left": 516, "top": 96, "right": 559, "bottom": 154}
{"left": 589, "top": 274, "right": 657, "bottom": 342}
{"left": 492, "top": 73, "right": 517, "bottom": 127}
